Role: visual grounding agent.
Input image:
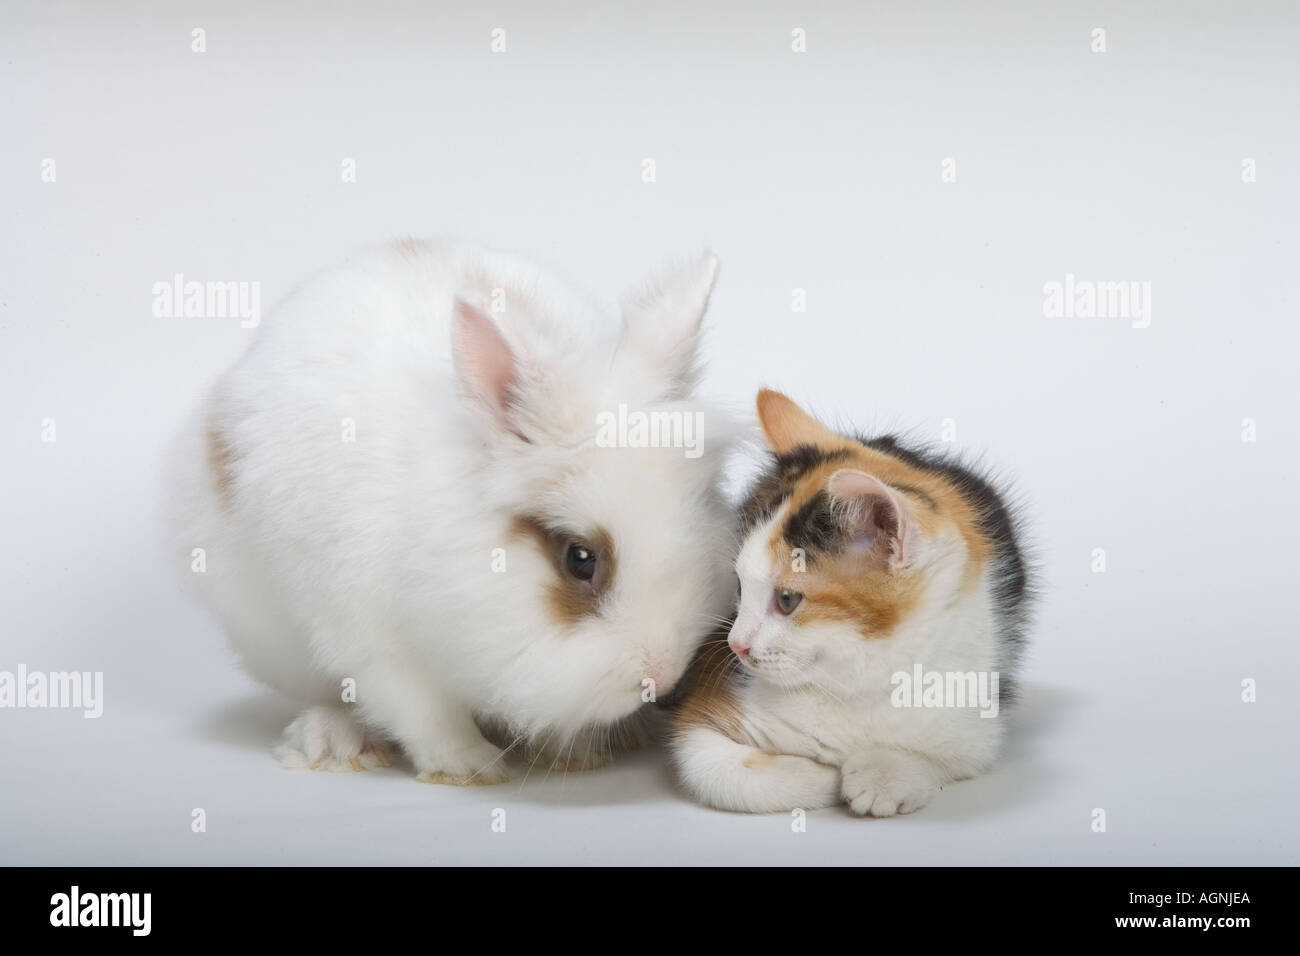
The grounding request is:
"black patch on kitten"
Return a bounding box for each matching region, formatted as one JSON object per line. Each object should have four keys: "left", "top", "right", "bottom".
{"left": 739, "top": 444, "right": 851, "bottom": 536}
{"left": 781, "top": 489, "right": 846, "bottom": 559}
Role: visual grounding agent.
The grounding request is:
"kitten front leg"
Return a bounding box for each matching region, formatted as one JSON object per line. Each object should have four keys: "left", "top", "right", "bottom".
{"left": 352, "top": 657, "right": 510, "bottom": 786}
{"left": 841, "top": 748, "right": 944, "bottom": 817}
{"left": 673, "top": 726, "right": 841, "bottom": 813}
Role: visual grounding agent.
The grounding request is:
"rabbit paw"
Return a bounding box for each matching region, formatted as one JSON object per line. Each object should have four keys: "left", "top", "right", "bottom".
{"left": 413, "top": 740, "right": 512, "bottom": 786}
{"left": 274, "top": 706, "right": 392, "bottom": 772}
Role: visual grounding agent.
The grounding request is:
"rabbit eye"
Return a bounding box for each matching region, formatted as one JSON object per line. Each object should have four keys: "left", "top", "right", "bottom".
{"left": 774, "top": 589, "right": 803, "bottom": 615}
{"left": 510, "top": 515, "right": 616, "bottom": 623}
{"left": 565, "top": 544, "right": 598, "bottom": 582}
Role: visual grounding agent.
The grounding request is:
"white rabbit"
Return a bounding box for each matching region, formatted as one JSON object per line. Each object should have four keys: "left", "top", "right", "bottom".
{"left": 169, "top": 238, "right": 738, "bottom": 784}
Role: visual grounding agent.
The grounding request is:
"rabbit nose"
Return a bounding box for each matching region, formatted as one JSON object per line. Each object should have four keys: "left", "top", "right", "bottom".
{"left": 641, "top": 661, "right": 667, "bottom": 698}
{"left": 642, "top": 652, "right": 688, "bottom": 699}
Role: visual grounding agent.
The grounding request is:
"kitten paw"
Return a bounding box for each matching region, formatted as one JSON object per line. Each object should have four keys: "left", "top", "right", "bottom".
{"left": 841, "top": 751, "right": 937, "bottom": 817}
{"left": 274, "top": 706, "right": 392, "bottom": 772}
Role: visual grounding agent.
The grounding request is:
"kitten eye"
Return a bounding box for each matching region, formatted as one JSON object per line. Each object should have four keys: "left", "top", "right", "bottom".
{"left": 565, "top": 543, "right": 598, "bottom": 582}
{"left": 774, "top": 589, "right": 803, "bottom": 615}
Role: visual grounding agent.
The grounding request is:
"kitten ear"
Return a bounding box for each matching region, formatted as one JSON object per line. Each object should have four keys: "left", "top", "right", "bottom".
{"left": 827, "top": 469, "right": 913, "bottom": 567}
{"left": 452, "top": 297, "right": 519, "bottom": 427}
{"left": 618, "top": 252, "right": 719, "bottom": 399}
{"left": 757, "top": 389, "right": 842, "bottom": 454}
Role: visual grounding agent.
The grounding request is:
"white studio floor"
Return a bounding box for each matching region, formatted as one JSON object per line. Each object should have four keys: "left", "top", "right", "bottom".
{"left": 2, "top": 0, "right": 1297, "bottom": 865}
{"left": 0, "top": 666, "right": 1291, "bottom": 865}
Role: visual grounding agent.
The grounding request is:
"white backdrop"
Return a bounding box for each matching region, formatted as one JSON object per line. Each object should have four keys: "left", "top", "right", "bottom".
{"left": 1, "top": 0, "right": 1296, "bottom": 864}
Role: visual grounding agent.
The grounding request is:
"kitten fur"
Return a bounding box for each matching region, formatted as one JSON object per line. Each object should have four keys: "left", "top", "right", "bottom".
{"left": 670, "top": 390, "right": 1032, "bottom": 815}
{"left": 168, "top": 238, "right": 739, "bottom": 784}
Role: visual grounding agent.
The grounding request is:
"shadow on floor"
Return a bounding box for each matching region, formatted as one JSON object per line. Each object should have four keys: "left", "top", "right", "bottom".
{"left": 193, "top": 693, "right": 299, "bottom": 751}
{"left": 190, "top": 682, "right": 1078, "bottom": 816}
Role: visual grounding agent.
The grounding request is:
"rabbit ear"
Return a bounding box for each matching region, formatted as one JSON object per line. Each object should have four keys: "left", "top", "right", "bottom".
{"left": 452, "top": 298, "right": 519, "bottom": 426}
{"left": 618, "top": 252, "right": 720, "bottom": 399}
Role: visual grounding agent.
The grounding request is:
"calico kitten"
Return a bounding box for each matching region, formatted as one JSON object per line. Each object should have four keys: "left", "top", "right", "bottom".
{"left": 670, "top": 390, "right": 1031, "bottom": 815}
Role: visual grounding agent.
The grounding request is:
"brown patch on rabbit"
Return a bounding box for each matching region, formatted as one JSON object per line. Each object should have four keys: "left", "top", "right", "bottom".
{"left": 509, "top": 515, "right": 617, "bottom": 627}
{"left": 205, "top": 417, "right": 235, "bottom": 507}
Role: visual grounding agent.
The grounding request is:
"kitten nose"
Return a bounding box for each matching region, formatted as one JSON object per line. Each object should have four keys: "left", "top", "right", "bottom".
{"left": 728, "top": 619, "right": 757, "bottom": 657}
